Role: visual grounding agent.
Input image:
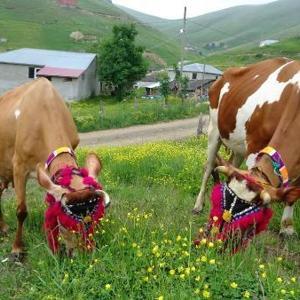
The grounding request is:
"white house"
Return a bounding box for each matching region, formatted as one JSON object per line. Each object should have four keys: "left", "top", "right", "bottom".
{"left": 259, "top": 40, "right": 279, "bottom": 47}
{"left": 0, "top": 48, "right": 99, "bottom": 100}
{"left": 168, "top": 63, "right": 222, "bottom": 81}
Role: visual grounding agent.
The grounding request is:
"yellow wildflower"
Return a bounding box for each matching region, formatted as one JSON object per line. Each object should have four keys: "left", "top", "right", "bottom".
{"left": 277, "top": 256, "right": 283, "bottom": 262}
{"left": 143, "top": 276, "right": 149, "bottom": 282}
{"left": 201, "top": 255, "right": 207, "bottom": 262}
{"left": 291, "top": 277, "right": 297, "bottom": 283}
{"left": 261, "top": 272, "right": 267, "bottom": 278}
{"left": 243, "top": 291, "right": 250, "bottom": 298}
{"left": 209, "top": 259, "right": 216, "bottom": 265}
{"left": 195, "top": 276, "right": 201, "bottom": 281}
{"left": 277, "top": 277, "right": 283, "bottom": 283}
{"left": 176, "top": 235, "right": 182, "bottom": 242}
{"left": 132, "top": 243, "right": 137, "bottom": 248}
{"left": 230, "top": 282, "right": 238, "bottom": 289}
{"left": 180, "top": 273, "right": 185, "bottom": 280}
{"left": 147, "top": 267, "right": 153, "bottom": 273}
{"left": 157, "top": 296, "right": 163, "bottom": 300}
{"left": 281, "top": 289, "right": 286, "bottom": 295}
{"left": 200, "top": 238, "right": 207, "bottom": 245}
{"left": 208, "top": 242, "right": 214, "bottom": 248}
{"left": 152, "top": 245, "right": 159, "bottom": 253}
{"left": 169, "top": 269, "right": 175, "bottom": 276}
{"left": 105, "top": 284, "right": 111, "bottom": 291}
{"left": 259, "top": 264, "right": 265, "bottom": 269}
{"left": 203, "top": 290, "right": 210, "bottom": 298}
{"left": 194, "top": 288, "right": 200, "bottom": 295}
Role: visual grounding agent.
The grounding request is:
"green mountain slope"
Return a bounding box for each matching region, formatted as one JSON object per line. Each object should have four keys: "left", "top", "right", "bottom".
{"left": 0, "top": 0, "right": 183, "bottom": 65}
{"left": 120, "top": 0, "right": 300, "bottom": 54}
{"left": 201, "top": 36, "right": 300, "bottom": 70}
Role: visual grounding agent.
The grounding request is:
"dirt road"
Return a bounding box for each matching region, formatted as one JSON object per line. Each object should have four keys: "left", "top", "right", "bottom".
{"left": 79, "top": 115, "right": 209, "bottom": 147}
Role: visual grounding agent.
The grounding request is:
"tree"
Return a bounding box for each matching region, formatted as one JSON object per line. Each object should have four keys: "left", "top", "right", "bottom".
{"left": 98, "top": 24, "right": 148, "bottom": 100}
{"left": 159, "top": 72, "right": 170, "bottom": 106}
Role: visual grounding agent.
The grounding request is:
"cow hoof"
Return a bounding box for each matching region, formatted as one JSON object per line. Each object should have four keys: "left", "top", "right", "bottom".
{"left": 9, "top": 252, "right": 26, "bottom": 264}
{"left": 279, "top": 227, "right": 298, "bottom": 240}
{"left": 192, "top": 207, "right": 203, "bottom": 215}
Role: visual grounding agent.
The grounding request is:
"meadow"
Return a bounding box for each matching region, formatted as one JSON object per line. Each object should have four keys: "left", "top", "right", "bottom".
{"left": 0, "top": 137, "right": 299, "bottom": 299}
{"left": 70, "top": 97, "right": 208, "bottom": 132}
{"left": 203, "top": 37, "right": 300, "bottom": 70}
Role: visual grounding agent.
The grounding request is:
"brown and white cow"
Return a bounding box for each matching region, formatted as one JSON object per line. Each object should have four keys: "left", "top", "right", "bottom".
{"left": 193, "top": 58, "right": 300, "bottom": 237}
{"left": 0, "top": 78, "right": 107, "bottom": 259}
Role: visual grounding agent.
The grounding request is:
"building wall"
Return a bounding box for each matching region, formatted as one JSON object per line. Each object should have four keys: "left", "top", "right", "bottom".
{"left": 51, "top": 77, "right": 79, "bottom": 101}
{"left": 168, "top": 70, "right": 219, "bottom": 81}
{"left": 0, "top": 63, "right": 34, "bottom": 95}
{"left": 77, "top": 58, "right": 99, "bottom": 100}
{"left": 0, "top": 60, "right": 99, "bottom": 101}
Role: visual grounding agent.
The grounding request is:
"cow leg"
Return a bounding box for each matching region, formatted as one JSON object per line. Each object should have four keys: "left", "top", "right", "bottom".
{"left": 0, "top": 182, "right": 9, "bottom": 235}
{"left": 193, "top": 127, "right": 221, "bottom": 214}
{"left": 279, "top": 205, "right": 297, "bottom": 238}
{"left": 11, "top": 164, "right": 28, "bottom": 258}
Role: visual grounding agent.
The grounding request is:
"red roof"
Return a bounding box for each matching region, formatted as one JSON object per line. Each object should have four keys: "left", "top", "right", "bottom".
{"left": 57, "top": 0, "right": 77, "bottom": 6}
{"left": 37, "top": 67, "right": 83, "bottom": 78}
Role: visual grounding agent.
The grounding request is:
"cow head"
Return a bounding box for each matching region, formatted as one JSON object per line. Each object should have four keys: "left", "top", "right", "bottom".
{"left": 215, "top": 156, "right": 300, "bottom": 206}
{"left": 37, "top": 153, "right": 110, "bottom": 255}
{"left": 195, "top": 155, "right": 300, "bottom": 252}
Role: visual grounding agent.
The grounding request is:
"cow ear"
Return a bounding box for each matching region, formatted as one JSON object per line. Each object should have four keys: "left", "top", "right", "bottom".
{"left": 85, "top": 153, "right": 102, "bottom": 179}
{"left": 36, "top": 164, "right": 66, "bottom": 200}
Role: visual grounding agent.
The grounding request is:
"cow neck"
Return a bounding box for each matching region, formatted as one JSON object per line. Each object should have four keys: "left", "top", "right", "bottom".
{"left": 48, "top": 153, "right": 78, "bottom": 178}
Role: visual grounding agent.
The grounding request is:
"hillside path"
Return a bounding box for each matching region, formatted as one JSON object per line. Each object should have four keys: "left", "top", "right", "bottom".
{"left": 79, "top": 115, "right": 209, "bottom": 147}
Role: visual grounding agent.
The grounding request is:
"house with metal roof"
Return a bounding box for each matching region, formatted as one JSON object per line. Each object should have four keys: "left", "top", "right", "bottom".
{"left": 0, "top": 48, "right": 99, "bottom": 100}
{"left": 168, "top": 63, "right": 222, "bottom": 81}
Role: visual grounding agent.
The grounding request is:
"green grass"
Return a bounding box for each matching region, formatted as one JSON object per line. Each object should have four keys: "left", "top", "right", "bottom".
{"left": 70, "top": 97, "right": 209, "bottom": 132}
{"left": 0, "top": 137, "right": 299, "bottom": 299}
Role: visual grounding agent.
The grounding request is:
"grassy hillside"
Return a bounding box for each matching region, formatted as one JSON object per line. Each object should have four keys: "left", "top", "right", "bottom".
{"left": 121, "top": 0, "right": 300, "bottom": 55}
{"left": 202, "top": 36, "right": 300, "bottom": 70}
{"left": 0, "top": 0, "right": 184, "bottom": 65}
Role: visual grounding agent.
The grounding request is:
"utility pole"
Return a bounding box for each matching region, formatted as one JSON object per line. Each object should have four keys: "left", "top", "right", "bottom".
{"left": 180, "top": 6, "right": 187, "bottom": 77}
{"left": 201, "top": 63, "right": 206, "bottom": 100}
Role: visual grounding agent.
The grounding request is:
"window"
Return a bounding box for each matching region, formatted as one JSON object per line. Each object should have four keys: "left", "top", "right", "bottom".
{"left": 192, "top": 72, "right": 197, "bottom": 79}
{"left": 28, "top": 67, "right": 35, "bottom": 78}
{"left": 28, "top": 67, "right": 41, "bottom": 79}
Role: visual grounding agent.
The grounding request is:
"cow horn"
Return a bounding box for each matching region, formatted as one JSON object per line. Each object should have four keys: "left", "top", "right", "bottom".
{"left": 215, "top": 166, "right": 231, "bottom": 176}
{"left": 95, "top": 190, "right": 111, "bottom": 208}
{"left": 260, "top": 190, "right": 271, "bottom": 204}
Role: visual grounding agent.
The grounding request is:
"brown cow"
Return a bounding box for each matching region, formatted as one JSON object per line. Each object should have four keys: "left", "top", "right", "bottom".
{"left": 193, "top": 58, "right": 300, "bottom": 237}
{"left": 0, "top": 78, "right": 108, "bottom": 259}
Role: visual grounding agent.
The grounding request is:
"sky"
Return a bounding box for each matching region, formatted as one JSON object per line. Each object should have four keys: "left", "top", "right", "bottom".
{"left": 112, "top": 0, "right": 277, "bottom": 19}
